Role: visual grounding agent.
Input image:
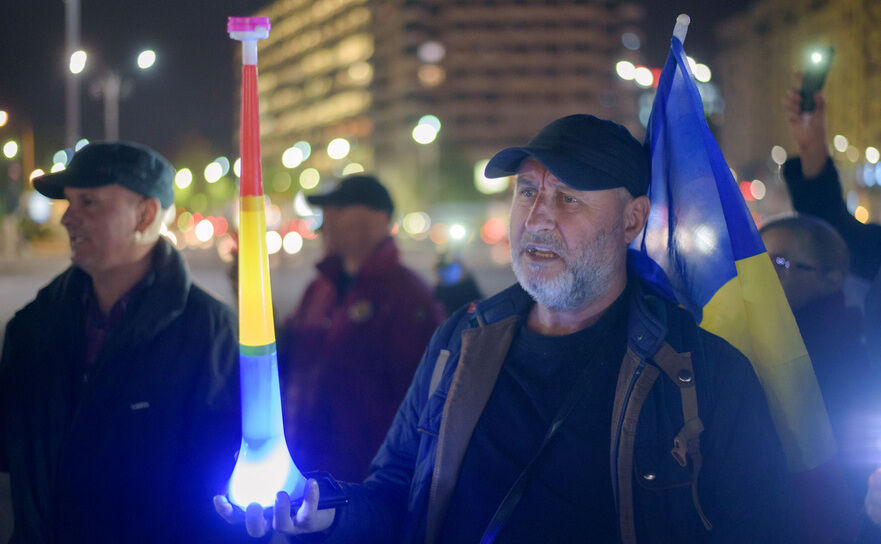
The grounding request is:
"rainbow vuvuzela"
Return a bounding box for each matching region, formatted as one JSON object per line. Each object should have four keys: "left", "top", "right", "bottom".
{"left": 225, "top": 16, "right": 306, "bottom": 508}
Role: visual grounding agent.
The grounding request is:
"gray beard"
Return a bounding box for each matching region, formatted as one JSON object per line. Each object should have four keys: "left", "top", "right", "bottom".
{"left": 511, "top": 224, "right": 620, "bottom": 311}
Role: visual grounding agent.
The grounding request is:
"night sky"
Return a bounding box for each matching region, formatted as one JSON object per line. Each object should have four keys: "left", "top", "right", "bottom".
{"left": 0, "top": 0, "right": 751, "bottom": 167}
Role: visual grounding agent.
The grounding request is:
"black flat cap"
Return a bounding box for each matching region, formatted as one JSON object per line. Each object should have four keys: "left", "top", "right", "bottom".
{"left": 34, "top": 141, "right": 175, "bottom": 208}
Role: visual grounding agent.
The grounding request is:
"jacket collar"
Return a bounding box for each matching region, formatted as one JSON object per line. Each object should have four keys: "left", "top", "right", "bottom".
{"left": 472, "top": 277, "right": 669, "bottom": 358}
{"left": 62, "top": 237, "right": 190, "bottom": 349}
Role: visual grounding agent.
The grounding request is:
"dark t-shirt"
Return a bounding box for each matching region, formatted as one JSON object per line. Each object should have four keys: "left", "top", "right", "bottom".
{"left": 440, "top": 289, "right": 628, "bottom": 543}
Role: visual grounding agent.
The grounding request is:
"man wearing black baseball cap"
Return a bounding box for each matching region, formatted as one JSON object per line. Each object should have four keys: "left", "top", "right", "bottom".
{"left": 276, "top": 173, "right": 443, "bottom": 483}
{"left": 222, "top": 115, "right": 791, "bottom": 543}
{"left": 1, "top": 141, "right": 241, "bottom": 542}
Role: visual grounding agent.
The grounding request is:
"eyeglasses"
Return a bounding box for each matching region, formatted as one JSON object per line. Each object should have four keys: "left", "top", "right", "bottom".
{"left": 771, "top": 255, "right": 820, "bottom": 274}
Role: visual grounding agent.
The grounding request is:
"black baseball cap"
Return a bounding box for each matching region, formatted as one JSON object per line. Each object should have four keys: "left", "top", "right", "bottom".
{"left": 306, "top": 174, "right": 394, "bottom": 215}
{"left": 33, "top": 141, "right": 175, "bottom": 208}
{"left": 484, "top": 114, "right": 650, "bottom": 197}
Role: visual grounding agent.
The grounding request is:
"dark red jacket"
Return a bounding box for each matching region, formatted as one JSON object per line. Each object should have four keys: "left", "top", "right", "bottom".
{"left": 279, "top": 237, "right": 443, "bottom": 481}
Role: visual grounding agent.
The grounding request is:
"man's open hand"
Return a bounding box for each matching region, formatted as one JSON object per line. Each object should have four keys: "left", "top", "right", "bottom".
{"left": 213, "top": 479, "right": 336, "bottom": 538}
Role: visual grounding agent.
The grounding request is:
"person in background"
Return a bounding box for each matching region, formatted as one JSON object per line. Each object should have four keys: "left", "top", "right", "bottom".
{"left": 782, "top": 78, "right": 881, "bottom": 539}
{"left": 277, "top": 174, "right": 443, "bottom": 482}
{"left": 433, "top": 250, "right": 483, "bottom": 316}
{"left": 0, "top": 142, "right": 240, "bottom": 543}
{"left": 782, "top": 78, "right": 881, "bottom": 368}
{"left": 760, "top": 216, "right": 877, "bottom": 503}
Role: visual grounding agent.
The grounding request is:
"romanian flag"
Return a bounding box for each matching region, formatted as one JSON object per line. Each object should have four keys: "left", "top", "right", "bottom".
{"left": 630, "top": 19, "right": 836, "bottom": 472}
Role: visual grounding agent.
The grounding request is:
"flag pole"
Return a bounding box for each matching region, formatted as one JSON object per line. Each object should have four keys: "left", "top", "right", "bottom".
{"left": 673, "top": 14, "right": 690, "bottom": 44}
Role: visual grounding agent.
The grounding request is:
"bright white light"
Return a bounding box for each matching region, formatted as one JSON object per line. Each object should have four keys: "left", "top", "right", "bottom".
{"left": 750, "top": 179, "right": 767, "bottom": 200}
{"left": 771, "top": 145, "right": 787, "bottom": 165}
{"left": 227, "top": 436, "right": 304, "bottom": 508}
{"left": 204, "top": 162, "right": 223, "bottom": 183}
{"left": 233, "top": 158, "right": 241, "bottom": 177}
{"left": 29, "top": 169, "right": 45, "bottom": 181}
{"left": 402, "top": 211, "right": 431, "bottom": 235}
{"left": 693, "top": 224, "right": 717, "bottom": 254}
{"left": 3, "top": 140, "right": 18, "bottom": 159}
{"left": 449, "top": 224, "right": 466, "bottom": 240}
{"left": 419, "top": 115, "right": 441, "bottom": 131}
{"left": 300, "top": 168, "right": 320, "bottom": 189}
{"left": 266, "top": 231, "right": 282, "bottom": 255}
{"left": 616, "top": 60, "right": 636, "bottom": 80}
{"left": 327, "top": 138, "right": 350, "bottom": 160}
{"left": 694, "top": 63, "right": 711, "bottom": 83}
{"left": 50, "top": 162, "right": 66, "bottom": 173}
{"left": 417, "top": 41, "right": 446, "bottom": 63}
{"left": 137, "top": 50, "right": 156, "bottom": 70}
{"left": 69, "top": 50, "right": 87, "bottom": 74}
{"left": 342, "top": 163, "right": 365, "bottom": 175}
{"left": 412, "top": 124, "right": 438, "bottom": 145}
{"left": 686, "top": 56, "right": 697, "bottom": 72}
{"left": 634, "top": 66, "right": 653, "bottom": 87}
{"left": 294, "top": 191, "right": 315, "bottom": 217}
{"left": 75, "top": 139, "right": 89, "bottom": 151}
{"left": 865, "top": 146, "right": 880, "bottom": 164}
{"left": 195, "top": 219, "right": 214, "bottom": 242}
{"left": 215, "top": 156, "right": 230, "bottom": 176}
{"left": 175, "top": 168, "right": 193, "bottom": 189}
{"left": 474, "top": 159, "right": 510, "bottom": 194}
{"left": 811, "top": 51, "right": 823, "bottom": 64}
{"left": 27, "top": 192, "right": 52, "bottom": 223}
{"left": 283, "top": 231, "right": 304, "bottom": 254}
{"left": 0, "top": 110, "right": 7, "bottom": 127}
{"left": 294, "top": 141, "right": 311, "bottom": 160}
{"left": 833, "top": 135, "right": 849, "bottom": 153}
{"left": 53, "top": 150, "right": 70, "bottom": 165}
{"left": 282, "top": 147, "right": 304, "bottom": 168}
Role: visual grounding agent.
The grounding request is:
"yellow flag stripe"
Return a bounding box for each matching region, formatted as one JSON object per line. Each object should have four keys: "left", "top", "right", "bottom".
{"left": 699, "top": 252, "right": 836, "bottom": 471}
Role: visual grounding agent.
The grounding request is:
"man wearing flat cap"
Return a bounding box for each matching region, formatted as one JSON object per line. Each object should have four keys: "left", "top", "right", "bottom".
{"left": 219, "top": 116, "right": 792, "bottom": 542}
{"left": 0, "top": 142, "right": 241, "bottom": 542}
{"left": 276, "top": 173, "right": 443, "bottom": 483}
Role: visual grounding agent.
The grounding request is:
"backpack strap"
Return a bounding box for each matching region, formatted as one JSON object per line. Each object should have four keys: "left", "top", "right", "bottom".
{"left": 652, "top": 342, "right": 712, "bottom": 531}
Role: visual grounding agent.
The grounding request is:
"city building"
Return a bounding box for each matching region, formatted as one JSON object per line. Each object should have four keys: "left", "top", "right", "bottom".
{"left": 251, "top": 0, "right": 646, "bottom": 214}
{"left": 715, "top": 0, "right": 881, "bottom": 224}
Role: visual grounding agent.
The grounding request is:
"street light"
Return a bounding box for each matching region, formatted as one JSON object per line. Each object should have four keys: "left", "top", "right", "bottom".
{"left": 0, "top": 111, "right": 8, "bottom": 127}
{"left": 69, "top": 50, "right": 87, "bottom": 74}
{"left": 3, "top": 141, "right": 19, "bottom": 159}
{"left": 79, "top": 49, "right": 158, "bottom": 141}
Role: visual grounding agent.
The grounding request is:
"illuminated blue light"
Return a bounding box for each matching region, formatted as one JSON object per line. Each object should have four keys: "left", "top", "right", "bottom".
{"left": 227, "top": 351, "right": 306, "bottom": 508}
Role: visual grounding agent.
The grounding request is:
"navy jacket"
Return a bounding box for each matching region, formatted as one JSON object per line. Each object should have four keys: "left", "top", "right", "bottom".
{"left": 322, "top": 279, "right": 792, "bottom": 543}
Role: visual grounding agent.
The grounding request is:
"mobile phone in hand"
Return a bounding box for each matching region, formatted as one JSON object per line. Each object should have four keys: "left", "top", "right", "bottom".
{"left": 801, "top": 47, "right": 834, "bottom": 112}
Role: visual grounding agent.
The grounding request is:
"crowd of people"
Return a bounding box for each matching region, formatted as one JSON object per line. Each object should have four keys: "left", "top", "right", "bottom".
{"left": 0, "top": 81, "right": 879, "bottom": 543}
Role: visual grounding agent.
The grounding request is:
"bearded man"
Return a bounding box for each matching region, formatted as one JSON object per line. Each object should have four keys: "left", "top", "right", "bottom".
{"left": 219, "top": 114, "right": 794, "bottom": 543}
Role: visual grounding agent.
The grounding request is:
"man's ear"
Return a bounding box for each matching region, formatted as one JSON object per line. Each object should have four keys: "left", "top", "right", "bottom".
{"left": 136, "top": 197, "right": 160, "bottom": 233}
{"left": 623, "top": 194, "right": 650, "bottom": 244}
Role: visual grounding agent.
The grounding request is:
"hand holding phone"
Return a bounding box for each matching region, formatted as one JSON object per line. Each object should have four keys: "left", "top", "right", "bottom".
{"left": 800, "top": 47, "right": 834, "bottom": 112}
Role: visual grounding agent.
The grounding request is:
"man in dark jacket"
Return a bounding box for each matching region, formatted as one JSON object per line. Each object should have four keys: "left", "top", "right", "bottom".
{"left": 219, "top": 115, "right": 792, "bottom": 542}
{"left": 0, "top": 142, "right": 241, "bottom": 543}
{"left": 277, "top": 174, "right": 443, "bottom": 482}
